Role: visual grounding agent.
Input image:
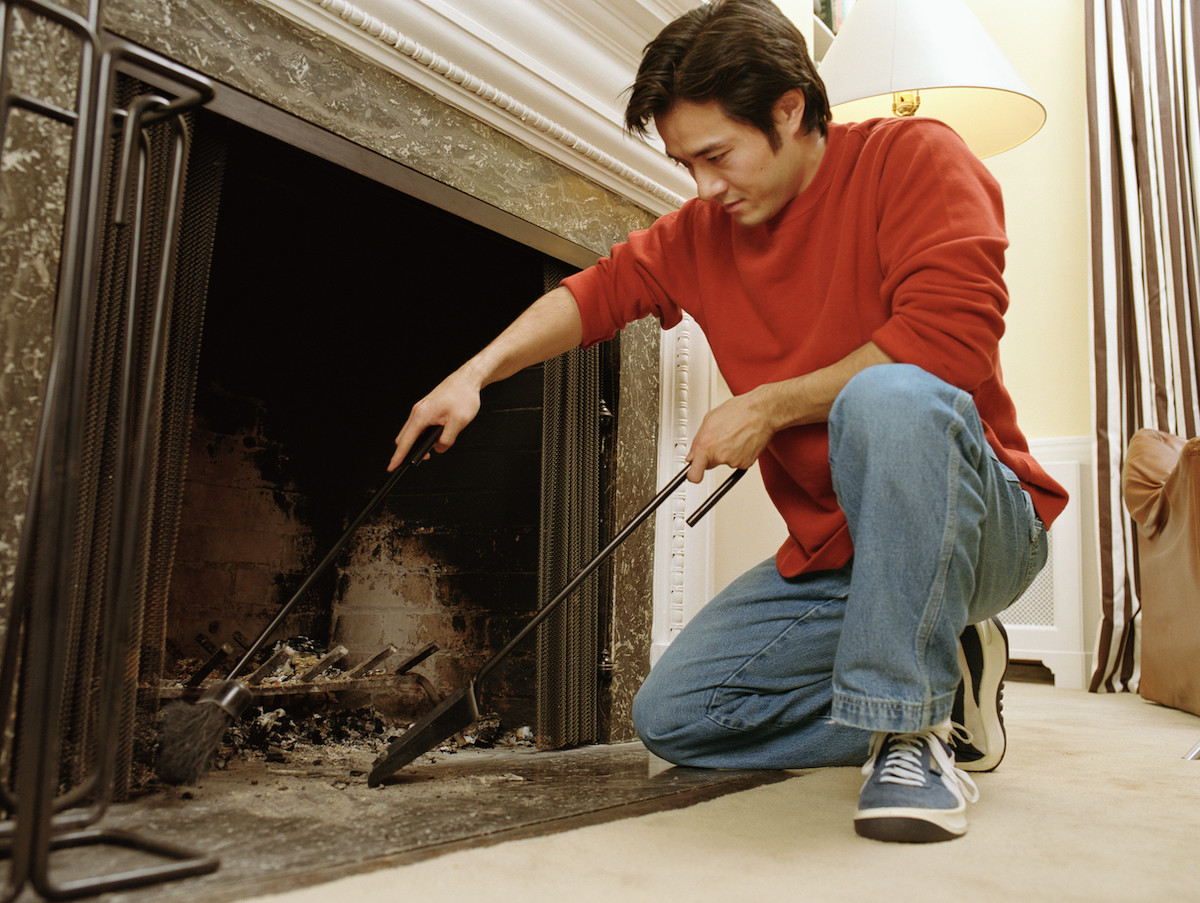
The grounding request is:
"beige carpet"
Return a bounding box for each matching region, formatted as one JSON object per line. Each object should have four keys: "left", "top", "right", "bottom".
{"left": 243, "top": 681, "right": 1200, "bottom": 903}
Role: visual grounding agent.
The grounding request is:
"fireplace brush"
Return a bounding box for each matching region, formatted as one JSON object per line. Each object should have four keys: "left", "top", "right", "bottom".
{"left": 367, "top": 462, "right": 746, "bottom": 786}
{"left": 154, "top": 424, "right": 443, "bottom": 785}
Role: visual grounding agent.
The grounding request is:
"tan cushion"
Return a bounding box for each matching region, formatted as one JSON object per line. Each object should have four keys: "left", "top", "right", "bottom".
{"left": 1122, "top": 429, "right": 1200, "bottom": 716}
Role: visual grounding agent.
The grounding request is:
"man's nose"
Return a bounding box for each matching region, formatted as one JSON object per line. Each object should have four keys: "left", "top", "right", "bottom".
{"left": 694, "top": 169, "right": 727, "bottom": 203}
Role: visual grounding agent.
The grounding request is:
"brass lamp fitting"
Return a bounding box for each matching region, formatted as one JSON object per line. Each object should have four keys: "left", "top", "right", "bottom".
{"left": 892, "top": 90, "right": 922, "bottom": 116}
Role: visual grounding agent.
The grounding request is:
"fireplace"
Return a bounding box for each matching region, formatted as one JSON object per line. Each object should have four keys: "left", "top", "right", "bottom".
{"left": 1, "top": 0, "right": 679, "bottom": 894}
{"left": 53, "top": 76, "right": 636, "bottom": 780}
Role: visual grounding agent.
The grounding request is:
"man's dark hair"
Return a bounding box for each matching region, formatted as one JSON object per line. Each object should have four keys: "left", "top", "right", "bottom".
{"left": 625, "top": 0, "right": 830, "bottom": 150}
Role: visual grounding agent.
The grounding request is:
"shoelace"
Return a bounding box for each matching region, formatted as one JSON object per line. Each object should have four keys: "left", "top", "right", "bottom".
{"left": 864, "top": 730, "right": 981, "bottom": 802}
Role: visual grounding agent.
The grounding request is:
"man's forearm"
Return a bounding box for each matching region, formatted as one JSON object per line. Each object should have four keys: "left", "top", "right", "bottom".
{"left": 389, "top": 285, "right": 584, "bottom": 470}
{"left": 461, "top": 285, "right": 584, "bottom": 390}
{"left": 751, "top": 341, "right": 895, "bottom": 431}
{"left": 686, "top": 341, "right": 895, "bottom": 478}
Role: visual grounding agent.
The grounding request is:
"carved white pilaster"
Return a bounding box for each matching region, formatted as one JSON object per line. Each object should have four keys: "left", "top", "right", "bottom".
{"left": 667, "top": 322, "right": 692, "bottom": 641}
{"left": 652, "top": 315, "right": 713, "bottom": 663}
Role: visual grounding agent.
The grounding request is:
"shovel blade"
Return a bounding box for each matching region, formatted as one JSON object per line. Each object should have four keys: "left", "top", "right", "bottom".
{"left": 367, "top": 681, "right": 480, "bottom": 786}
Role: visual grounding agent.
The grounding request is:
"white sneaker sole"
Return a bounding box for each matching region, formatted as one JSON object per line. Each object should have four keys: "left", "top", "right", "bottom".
{"left": 854, "top": 805, "right": 968, "bottom": 843}
{"left": 956, "top": 618, "right": 1008, "bottom": 772}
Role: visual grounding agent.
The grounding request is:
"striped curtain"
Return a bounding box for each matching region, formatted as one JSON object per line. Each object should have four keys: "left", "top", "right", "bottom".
{"left": 1086, "top": 0, "right": 1200, "bottom": 692}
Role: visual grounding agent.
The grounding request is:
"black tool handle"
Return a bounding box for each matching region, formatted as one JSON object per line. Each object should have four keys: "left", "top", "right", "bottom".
{"left": 228, "top": 424, "right": 443, "bottom": 679}
{"left": 686, "top": 468, "right": 746, "bottom": 526}
{"left": 475, "top": 463, "right": 743, "bottom": 685}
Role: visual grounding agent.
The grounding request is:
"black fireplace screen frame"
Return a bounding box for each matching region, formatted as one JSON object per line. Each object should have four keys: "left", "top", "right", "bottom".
{"left": 0, "top": 0, "right": 223, "bottom": 896}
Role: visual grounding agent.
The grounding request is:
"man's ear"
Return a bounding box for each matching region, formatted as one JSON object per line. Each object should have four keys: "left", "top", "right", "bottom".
{"left": 774, "top": 89, "right": 807, "bottom": 137}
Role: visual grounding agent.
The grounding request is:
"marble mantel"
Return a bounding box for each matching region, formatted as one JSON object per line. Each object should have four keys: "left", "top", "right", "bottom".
{"left": 100, "top": 0, "right": 693, "bottom": 255}
{"left": 268, "top": 0, "right": 696, "bottom": 214}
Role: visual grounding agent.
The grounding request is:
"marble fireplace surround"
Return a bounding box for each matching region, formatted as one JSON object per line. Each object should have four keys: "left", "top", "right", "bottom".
{"left": 100, "top": 0, "right": 716, "bottom": 735}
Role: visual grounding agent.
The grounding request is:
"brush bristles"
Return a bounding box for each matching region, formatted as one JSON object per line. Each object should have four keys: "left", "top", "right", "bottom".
{"left": 155, "top": 699, "right": 234, "bottom": 785}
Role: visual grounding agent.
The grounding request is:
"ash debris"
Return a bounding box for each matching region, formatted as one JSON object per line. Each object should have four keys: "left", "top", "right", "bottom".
{"left": 216, "top": 706, "right": 533, "bottom": 771}
{"left": 148, "top": 636, "right": 534, "bottom": 783}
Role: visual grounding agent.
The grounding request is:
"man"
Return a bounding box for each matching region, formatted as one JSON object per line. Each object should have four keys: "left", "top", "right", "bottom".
{"left": 389, "top": 0, "right": 1067, "bottom": 843}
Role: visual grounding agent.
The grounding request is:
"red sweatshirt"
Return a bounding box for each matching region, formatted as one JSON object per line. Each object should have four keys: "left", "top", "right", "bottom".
{"left": 563, "top": 118, "right": 1069, "bottom": 577}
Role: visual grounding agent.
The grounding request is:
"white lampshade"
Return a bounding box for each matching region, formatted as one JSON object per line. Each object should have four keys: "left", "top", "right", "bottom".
{"left": 817, "top": 0, "right": 1046, "bottom": 158}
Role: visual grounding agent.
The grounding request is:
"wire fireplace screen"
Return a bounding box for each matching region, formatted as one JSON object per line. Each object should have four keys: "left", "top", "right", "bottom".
{"left": 538, "top": 263, "right": 608, "bottom": 749}
{"left": 1, "top": 74, "right": 226, "bottom": 799}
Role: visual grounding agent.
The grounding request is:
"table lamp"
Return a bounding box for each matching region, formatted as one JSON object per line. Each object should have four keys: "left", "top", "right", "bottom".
{"left": 817, "top": 0, "right": 1046, "bottom": 158}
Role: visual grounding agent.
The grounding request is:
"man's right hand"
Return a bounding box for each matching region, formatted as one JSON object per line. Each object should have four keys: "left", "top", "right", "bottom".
{"left": 388, "top": 368, "right": 482, "bottom": 471}
{"left": 386, "top": 285, "right": 584, "bottom": 472}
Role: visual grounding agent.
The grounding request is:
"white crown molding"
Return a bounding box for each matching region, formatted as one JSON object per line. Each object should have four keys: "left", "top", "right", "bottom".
{"left": 262, "top": 0, "right": 696, "bottom": 215}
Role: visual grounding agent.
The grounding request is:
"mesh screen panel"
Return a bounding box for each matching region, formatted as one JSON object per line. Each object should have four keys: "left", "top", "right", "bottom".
{"left": 37, "top": 87, "right": 221, "bottom": 798}
{"left": 536, "top": 262, "right": 603, "bottom": 748}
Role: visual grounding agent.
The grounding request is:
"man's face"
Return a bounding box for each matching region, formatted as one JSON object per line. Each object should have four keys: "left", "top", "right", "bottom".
{"left": 655, "top": 97, "right": 811, "bottom": 227}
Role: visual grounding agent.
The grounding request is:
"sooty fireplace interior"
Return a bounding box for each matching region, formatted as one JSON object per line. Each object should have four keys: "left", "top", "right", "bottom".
{"left": 154, "top": 105, "right": 620, "bottom": 750}
{"left": 173, "top": 115, "right": 545, "bottom": 716}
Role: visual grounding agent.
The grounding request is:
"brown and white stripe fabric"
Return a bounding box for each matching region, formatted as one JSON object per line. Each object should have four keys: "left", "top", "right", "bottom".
{"left": 1086, "top": 0, "right": 1200, "bottom": 692}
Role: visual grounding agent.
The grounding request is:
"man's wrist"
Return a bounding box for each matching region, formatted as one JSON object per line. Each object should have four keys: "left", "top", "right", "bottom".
{"left": 751, "top": 378, "right": 820, "bottom": 432}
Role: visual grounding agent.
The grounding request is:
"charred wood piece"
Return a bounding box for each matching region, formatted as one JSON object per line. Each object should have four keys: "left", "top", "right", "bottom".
{"left": 185, "top": 643, "right": 234, "bottom": 687}
{"left": 245, "top": 645, "right": 295, "bottom": 686}
{"left": 346, "top": 644, "right": 398, "bottom": 680}
{"left": 394, "top": 643, "right": 438, "bottom": 675}
{"left": 299, "top": 645, "right": 348, "bottom": 682}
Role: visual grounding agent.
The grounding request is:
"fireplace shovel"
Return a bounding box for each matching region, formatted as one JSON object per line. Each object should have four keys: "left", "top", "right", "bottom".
{"left": 155, "top": 425, "right": 443, "bottom": 785}
{"left": 367, "top": 463, "right": 745, "bottom": 786}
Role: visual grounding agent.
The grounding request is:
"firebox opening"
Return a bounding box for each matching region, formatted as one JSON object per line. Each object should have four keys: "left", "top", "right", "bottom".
{"left": 166, "top": 113, "right": 561, "bottom": 729}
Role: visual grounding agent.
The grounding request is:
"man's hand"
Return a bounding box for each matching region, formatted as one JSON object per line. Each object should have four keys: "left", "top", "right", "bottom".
{"left": 388, "top": 369, "right": 482, "bottom": 471}
{"left": 387, "top": 285, "right": 585, "bottom": 472}
{"left": 685, "top": 389, "right": 777, "bottom": 483}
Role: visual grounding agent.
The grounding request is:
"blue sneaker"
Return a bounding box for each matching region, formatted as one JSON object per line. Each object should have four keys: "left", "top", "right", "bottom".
{"left": 855, "top": 728, "right": 979, "bottom": 843}
{"left": 951, "top": 617, "right": 1009, "bottom": 772}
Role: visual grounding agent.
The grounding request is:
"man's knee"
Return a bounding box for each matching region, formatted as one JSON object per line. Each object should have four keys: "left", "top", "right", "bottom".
{"left": 831, "top": 364, "right": 965, "bottom": 447}
{"left": 631, "top": 674, "right": 718, "bottom": 765}
{"left": 834, "top": 364, "right": 941, "bottom": 422}
{"left": 631, "top": 676, "right": 681, "bottom": 761}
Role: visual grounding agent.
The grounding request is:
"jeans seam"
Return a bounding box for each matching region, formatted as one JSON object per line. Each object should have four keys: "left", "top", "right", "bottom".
{"left": 1020, "top": 517, "right": 1049, "bottom": 589}
{"left": 703, "top": 600, "right": 842, "bottom": 732}
{"left": 915, "top": 391, "right": 976, "bottom": 708}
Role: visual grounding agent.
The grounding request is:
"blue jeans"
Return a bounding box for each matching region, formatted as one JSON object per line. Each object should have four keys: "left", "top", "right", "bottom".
{"left": 632, "top": 364, "right": 1049, "bottom": 769}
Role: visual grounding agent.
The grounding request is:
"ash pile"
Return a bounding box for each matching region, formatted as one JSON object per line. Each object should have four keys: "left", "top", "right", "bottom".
{"left": 148, "top": 637, "right": 534, "bottom": 782}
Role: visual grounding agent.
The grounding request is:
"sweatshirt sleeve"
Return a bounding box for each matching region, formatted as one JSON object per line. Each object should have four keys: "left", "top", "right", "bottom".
{"left": 868, "top": 121, "right": 1010, "bottom": 392}
{"left": 561, "top": 205, "right": 699, "bottom": 348}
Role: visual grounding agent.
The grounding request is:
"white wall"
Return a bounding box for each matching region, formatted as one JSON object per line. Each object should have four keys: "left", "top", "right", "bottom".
{"left": 971, "top": 0, "right": 1091, "bottom": 441}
